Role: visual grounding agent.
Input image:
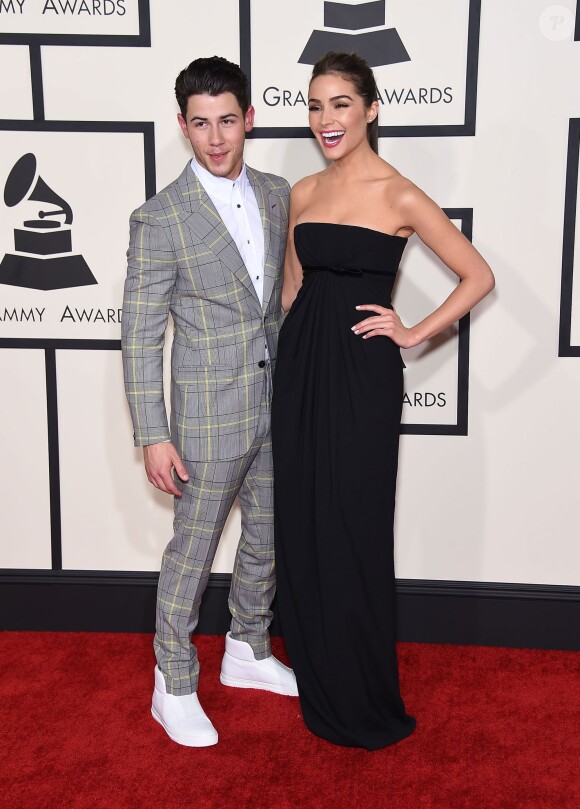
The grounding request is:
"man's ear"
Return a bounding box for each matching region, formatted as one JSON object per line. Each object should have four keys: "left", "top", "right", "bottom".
{"left": 244, "top": 105, "right": 255, "bottom": 133}
{"left": 177, "top": 113, "right": 189, "bottom": 138}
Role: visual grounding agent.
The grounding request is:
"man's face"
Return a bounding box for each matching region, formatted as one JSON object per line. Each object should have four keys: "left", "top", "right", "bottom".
{"left": 178, "top": 92, "right": 254, "bottom": 181}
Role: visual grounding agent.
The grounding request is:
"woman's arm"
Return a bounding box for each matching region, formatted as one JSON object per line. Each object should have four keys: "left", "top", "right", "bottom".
{"left": 354, "top": 182, "right": 495, "bottom": 346}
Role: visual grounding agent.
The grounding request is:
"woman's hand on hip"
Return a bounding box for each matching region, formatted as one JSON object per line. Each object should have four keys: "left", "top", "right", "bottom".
{"left": 352, "top": 304, "right": 420, "bottom": 349}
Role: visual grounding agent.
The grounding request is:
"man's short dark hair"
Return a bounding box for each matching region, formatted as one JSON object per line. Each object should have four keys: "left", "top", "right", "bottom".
{"left": 175, "top": 56, "right": 250, "bottom": 118}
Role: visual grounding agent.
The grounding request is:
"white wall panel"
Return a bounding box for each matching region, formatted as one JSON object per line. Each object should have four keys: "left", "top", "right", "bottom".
{"left": 57, "top": 347, "right": 240, "bottom": 571}
{"left": 0, "top": 349, "right": 51, "bottom": 568}
{"left": 0, "top": 46, "right": 32, "bottom": 119}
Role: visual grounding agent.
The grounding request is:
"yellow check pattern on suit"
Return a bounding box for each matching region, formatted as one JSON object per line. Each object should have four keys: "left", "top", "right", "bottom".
{"left": 121, "top": 163, "right": 290, "bottom": 694}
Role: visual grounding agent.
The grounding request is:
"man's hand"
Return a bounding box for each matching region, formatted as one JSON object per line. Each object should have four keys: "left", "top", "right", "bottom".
{"left": 143, "top": 442, "right": 189, "bottom": 496}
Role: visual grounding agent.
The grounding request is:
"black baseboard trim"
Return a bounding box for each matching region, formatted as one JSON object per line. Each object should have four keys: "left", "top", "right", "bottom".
{"left": 1, "top": 571, "right": 578, "bottom": 650}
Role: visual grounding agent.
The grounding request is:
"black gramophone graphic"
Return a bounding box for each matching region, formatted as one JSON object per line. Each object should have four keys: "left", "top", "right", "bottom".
{"left": 0, "top": 153, "right": 97, "bottom": 290}
{"left": 299, "top": 0, "right": 410, "bottom": 67}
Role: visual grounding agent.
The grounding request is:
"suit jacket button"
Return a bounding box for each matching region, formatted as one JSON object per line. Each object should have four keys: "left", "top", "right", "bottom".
{"left": 258, "top": 360, "right": 266, "bottom": 368}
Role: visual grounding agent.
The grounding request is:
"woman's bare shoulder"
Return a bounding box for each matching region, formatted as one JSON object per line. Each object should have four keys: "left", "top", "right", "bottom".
{"left": 291, "top": 173, "right": 321, "bottom": 197}
{"left": 289, "top": 173, "right": 325, "bottom": 217}
{"left": 382, "top": 171, "right": 431, "bottom": 213}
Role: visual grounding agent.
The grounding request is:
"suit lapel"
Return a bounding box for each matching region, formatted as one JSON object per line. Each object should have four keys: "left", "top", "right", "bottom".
{"left": 247, "top": 167, "right": 278, "bottom": 313}
{"left": 175, "top": 163, "right": 260, "bottom": 304}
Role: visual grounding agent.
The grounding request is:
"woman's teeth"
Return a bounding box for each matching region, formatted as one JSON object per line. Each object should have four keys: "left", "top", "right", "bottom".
{"left": 321, "top": 131, "right": 345, "bottom": 146}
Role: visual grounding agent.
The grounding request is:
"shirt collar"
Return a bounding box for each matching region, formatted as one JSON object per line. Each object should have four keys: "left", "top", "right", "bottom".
{"left": 190, "top": 155, "right": 248, "bottom": 205}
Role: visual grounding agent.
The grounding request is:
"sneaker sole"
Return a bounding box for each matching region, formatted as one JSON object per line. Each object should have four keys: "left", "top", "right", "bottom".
{"left": 151, "top": 707, "right": 218, "bottom": 747}
{"left": 219, "top": 671, "right": 298, "bottom": 697}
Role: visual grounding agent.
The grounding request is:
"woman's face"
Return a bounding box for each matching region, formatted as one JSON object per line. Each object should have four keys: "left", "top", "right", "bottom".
{"left": 308, "top": 73, "right": 377, "bottom": 160}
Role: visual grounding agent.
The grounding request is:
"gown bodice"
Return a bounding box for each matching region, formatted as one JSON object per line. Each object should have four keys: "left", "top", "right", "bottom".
{"left": 294, "top": 222, "right": 407, "bottom": 278}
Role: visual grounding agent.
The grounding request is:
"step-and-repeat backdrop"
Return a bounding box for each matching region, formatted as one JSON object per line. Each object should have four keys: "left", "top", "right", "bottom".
{"left": 1, "top": 0, "right": 579, "bottom": 585}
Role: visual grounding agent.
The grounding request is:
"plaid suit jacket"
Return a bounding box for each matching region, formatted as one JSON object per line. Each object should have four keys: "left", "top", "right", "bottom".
{"left": 121, "top": 162, "right": 290, "bottom": 462}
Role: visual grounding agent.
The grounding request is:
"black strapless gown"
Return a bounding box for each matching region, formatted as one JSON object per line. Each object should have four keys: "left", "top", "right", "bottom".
{"left": 272, "top": 223, "right": 416, "bottom": 750}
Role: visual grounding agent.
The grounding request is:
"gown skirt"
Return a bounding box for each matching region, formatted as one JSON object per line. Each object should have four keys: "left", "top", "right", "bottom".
{"left": 272, "top": 222, "right": 416, "bottom": 750}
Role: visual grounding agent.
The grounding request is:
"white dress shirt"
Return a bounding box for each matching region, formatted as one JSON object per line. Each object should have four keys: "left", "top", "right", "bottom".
{"left": 190, "top": 156, "right": 265, "bottom": 304}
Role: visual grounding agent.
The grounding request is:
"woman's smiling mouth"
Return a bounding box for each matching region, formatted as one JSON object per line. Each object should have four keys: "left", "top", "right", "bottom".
{"left": 320, "top": 130, "right": 345, "bottom": 147}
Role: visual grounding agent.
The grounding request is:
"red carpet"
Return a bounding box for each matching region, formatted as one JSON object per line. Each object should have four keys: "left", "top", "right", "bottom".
{"left": 0, "top": 633, "right": 578, "bottom": 809}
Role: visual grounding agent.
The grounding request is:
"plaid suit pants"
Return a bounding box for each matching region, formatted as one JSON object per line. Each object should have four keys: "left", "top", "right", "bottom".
{"left": 154, "top": 383, "right": 275, "bottom": 695}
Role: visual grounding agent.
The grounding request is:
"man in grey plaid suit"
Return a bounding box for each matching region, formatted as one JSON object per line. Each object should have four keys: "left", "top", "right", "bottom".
{"left": 121, "top": 57, "right": 297, "bottom": 748}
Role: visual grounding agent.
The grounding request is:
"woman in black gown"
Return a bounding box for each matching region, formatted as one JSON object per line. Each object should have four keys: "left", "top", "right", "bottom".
{"left": 271, "top": 52, "right": 494, "bottom": 750}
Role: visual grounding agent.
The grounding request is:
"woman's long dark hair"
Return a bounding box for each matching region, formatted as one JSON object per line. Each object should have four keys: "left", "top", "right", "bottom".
{"left": 311, "top": 51, "right": 379, "bottom": 154}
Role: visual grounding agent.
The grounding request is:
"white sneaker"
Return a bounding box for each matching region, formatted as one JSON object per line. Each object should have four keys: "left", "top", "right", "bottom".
{"left": 151, "top": 666, "right": 218, "bottom": 747}
{"left": 220, "top": 632, "right": 299, "bottom": 697}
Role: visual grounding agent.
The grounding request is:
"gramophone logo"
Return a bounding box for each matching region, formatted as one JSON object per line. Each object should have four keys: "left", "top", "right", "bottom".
{"left": 299, "top": 0, "right": 410, "bottom": 67}
{"left": 0, "top": 153, "right": 96, "bottom": 291}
